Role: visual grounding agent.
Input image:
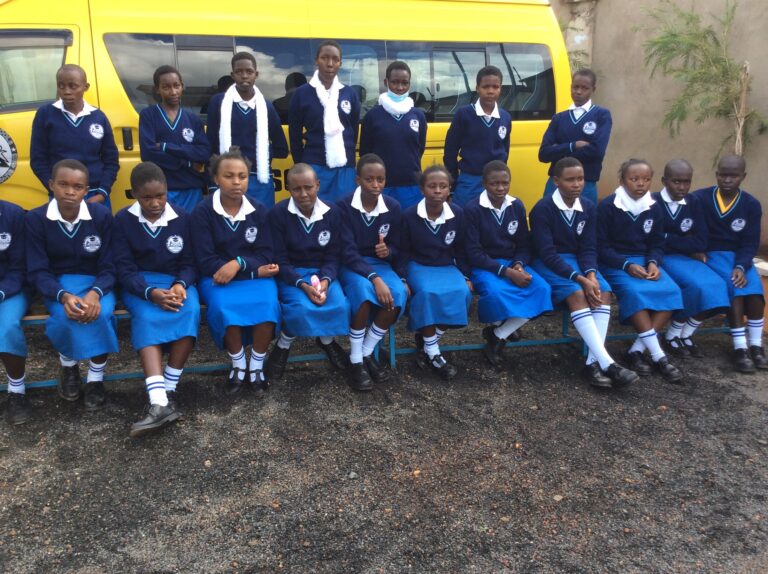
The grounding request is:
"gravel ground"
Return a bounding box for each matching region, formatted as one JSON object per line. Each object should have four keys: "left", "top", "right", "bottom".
{"left": 2, "top": 315, "right": 768, "bottom": 573}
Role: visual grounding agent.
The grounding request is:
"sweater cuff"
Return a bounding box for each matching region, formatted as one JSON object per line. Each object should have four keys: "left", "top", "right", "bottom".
{"left": 173, "top": 279, "right": 187, "bottom": 288}
{"left": 647, "top": 259, "right": 658, "bottom": 267}
{"left": 568, "top": 271, "right": 578, "bottom": 281}
{"left": 295, "top": 279, "right": 307, "bottom": 288}
{"left": 89, "top": 187, "right": 108, "bottom": 198}
{"left": 56, "top": 289, "right": 68, "bottom": 303}
{"left": 736, "top": 264, "right": 746, "bottom": 272}
{"left": 367, "top": 272, "right": 380, "bottom": 282}
{"left": 320, "top": 276, "right": 333, "bottom": 285}
{"left": 91, "top": 286, "right": 104, "bottom": 299}
{"left": 621, "top": 260, "right": 631, "bottom": 271}
{"left": 583, "top": 268, "right": 597, "bottom": 276}
{"left": 144, "top": 286, "right": 155, "bottom": 301}
{"left": 236, "top": 256, "right": 246, "bottom": 271}
{"left": 0, "top": 290, "right": 5, "bottom": 303}
{"left": 497, "top": 264, "right": 507, "bottom": 277}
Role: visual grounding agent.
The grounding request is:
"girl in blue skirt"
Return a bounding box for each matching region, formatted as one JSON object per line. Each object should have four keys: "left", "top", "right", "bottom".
{"left": 597, "top": 159, "right": 684, "bottom": 383}
{"left": 337, "top": 154, "right": 407, "bottom": 390}
{"left": 191, "top": 148, "right": 280, "bottom": 395}
{"left": 113, "top": 162, "right": 200, "bottom": 437}
{"left": 26, "top": 159, "right": 119, "bottom": 410}
{"left": 400, "top": 165, "right": 472, "bottom": 380}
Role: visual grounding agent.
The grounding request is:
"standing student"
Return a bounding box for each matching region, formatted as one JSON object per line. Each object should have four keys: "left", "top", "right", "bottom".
{"left": 191, "top": 148, "right": 280, "bottom": 395}
{"left": 288, "top": 40, "right": 360, "bottom": 203}
{"left": 25, "top": 159, "right": 118, "bottom": 410}
{"left": 266, "top": 163, "right": 351, "bottom": 379}
{"left": 337, "top": 154, "right": 407, "bottom": 390}
{"left": 400, "top": 165, "right": 472, "bottom": 380}
{"left": 538, "top": 69, "right": 612, "bottom": 205}
{"left": 113, "top": 162, "right": 200, "bottom": 437}
{"left": 206, "top": 52, "right": 289, "bottom": 208}
{"left": 359, "top": 61, "right": 427, "bottom": 209}
{"left": 139, "top": 65, "right": 211, "bottom": 212}
{"left": 692, "top": 155, "right": 767, "bottom": 373}
{"left": 597, "top": 159, "right": 684, "bottom": 383}
{"left": 464, "top": 160, "right": 553, "bottom": 370}
{"left": 443, "top": 65, "right": 511, "bottom": 207}
{"left": 530, "top": 157, "right": 638, "bottom": 389}
{"left": 30, "top": 64, "right": 119, "bottom": 207}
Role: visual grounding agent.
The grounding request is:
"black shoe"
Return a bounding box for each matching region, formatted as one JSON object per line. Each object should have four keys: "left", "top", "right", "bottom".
{"left": 624, "top": 351, "right": 652, "bottom": 375}
{"left": 414, "top": 334, "right": 429, "bottom": 370}
{"left": 129, "top": 403, "right": 180, "bottom": 438}
{"left": 482, "top": 326, "right": 507, "bottom": 370}
{"left": 348, "top": 362, "right": 374, "bottom": 392}
{"left": 317, "top": 338, "right": 351, "bottom": 371}
{"left": 750, "top": 346, "right": 768, "bottom": 370}
{"left": 249, "top": 370, "right": 270, "bottom": 396}
{"left": 663, "top": 336, "right": 691, "bottom": 358}
{"left": 681, "top": 337, "right": 704, "bottom": 358}
{"left": 6, "top": 393, "right": 31, "bottom": 425}
{"left": 734, "top": 348, "right": 757, "bottom": 373}
{"left": 363, "top": 354, "right": 391, "bottom": 383}
{"left": 605, "top": 363, "right": 639, "bottom": 388}
{"left": 582, "top": 362, "right": 612, "bottom": 388}
{"left": 429, "top": 354, "right": 457, "bottom": 380}
{"left": 58, "top": 365, "right": 82, "bottom": 402}
{"left": 83, "top": 382, "right": 107, "bottom": 411}
{"left": 165, "top": 390, "right": 184, "bottom": 420}
{"left": 224, "top": 367, "right": 246, "bottom": 396}
{"left": 508, "top": 327, "right": 522, "bottom": 342}
{"left": 265, "top": 346, "right": 290, "bottom": 380}
{"left": 654, "top": 357, "right": 683, "bottom": 384}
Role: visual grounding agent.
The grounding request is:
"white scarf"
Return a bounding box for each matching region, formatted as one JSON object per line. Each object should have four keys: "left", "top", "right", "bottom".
{"left": 309, "top": 70, "right": 347, "bottom": 168}
{"left": 218, "top": 84, "right": 270, "bottom": 184}
{"left": 378, "top": 92, "right": 414, "bottom": 117}
{"left": 613, "top": 185, "right": 655, "bottom": 217}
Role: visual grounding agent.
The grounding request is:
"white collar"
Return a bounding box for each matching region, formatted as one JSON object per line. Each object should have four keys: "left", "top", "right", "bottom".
{"left": 552, "top": 189, "right": 583, "bottom": 212}
{"left": 212, "top": 190, "right": 256, "bottom": 222}
{"left": 46, "top": 199, "right": 92, "bottom": 229}
{"left": 288, "top": 197, "right": 331, "bottom": 224}
{"left": 479, "top": 190, "right": 514, "bottom": 214}
{"left": 351, "top": 187, "right": 388, "bottom": 217}
{"left": 473, "top": 100, "right": 500, "bottom": 119}
{"left": 53, "top": 99, "right": 97, "bottom": 120}
{"left": 128, "top": 201, "right": 179, "bottom": 227}
{"left": 660, "top": 187, "right": 686, "bottom": 206}
{"left": 232, "top": 88, "right": 258, "bottom": 110}
{"left": 613, "top": 186, "right": 655, "bottom": 217}
{"left": 416, "top": 198, "right": 455, "bottom": 224}
{"left": 568, "top": 99, "right": 593, "bottom": 113}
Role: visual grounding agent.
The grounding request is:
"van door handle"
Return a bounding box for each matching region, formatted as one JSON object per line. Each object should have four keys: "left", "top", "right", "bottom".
{"left": 122, "top": 128, "right": 134, "bottom": 151}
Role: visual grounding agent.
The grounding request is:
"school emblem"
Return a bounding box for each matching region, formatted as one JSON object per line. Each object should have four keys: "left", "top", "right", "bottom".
{"left": 378, "top": 223, "right": 390, "bottom": 238}
{"left": 576, "top": 220, "right": 586, "bottom": 235}
{"left": 582, "top": 121, "right": 597, "bottom": 135}
{"left": 0, "top": 128, "right": 18, "bottom": 184}
{"left": 444, "top": 230, "right": 456, "bottom": 245}
{"left": 731, "top": 218, "right": 746, "bottom": 232}
{"left": 182, "top": 128, "right": 194, "bottom": 143}
{"left": 680, "top": 218, "right": 693, "bottom": 233}
{"left": 0, "top": 232, "right": 11, "bottom": 251}
{"left": 89, "top": 123, "right": 105, "bottom": 140}
{"left": 166, "top": 235, "right": 184, "bottom": 253}
{"left": 409, "top": 119, "right": 420, "bottom": 133}
{"left": 642, "top": 218, "right": 654, "bottom": 234}
{"left": 244, "top": 226, "right": 258, "bottom": 243}
{"left": 83, "top": 235, "right": 101, "bottom": 253}
{"left": 318, "top": 230, "right": 331, "bottom": 246}
{"left": 340, "top": 100, "right": 352, "bottom": 115}
{"left": 507, "top": 220, "right": 518, "bottom": 235}
{"left": 498, "top": 125, "right": 507, "bottom": 140}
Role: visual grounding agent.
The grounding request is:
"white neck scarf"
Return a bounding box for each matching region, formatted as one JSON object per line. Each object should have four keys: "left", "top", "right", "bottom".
{"left": 309, "top": 70, "right": 347, "bottom": 168}
{"left": 378, "top": 92, "right": 414, "bottom": 117}
{"left": 613, "top": 185, "right": 655, "bottom": 217}
{"left": 218, "top": 84, "right": 270, "bottom": 184}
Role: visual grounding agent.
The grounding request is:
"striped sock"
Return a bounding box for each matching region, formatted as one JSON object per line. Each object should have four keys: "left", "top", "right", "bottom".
{"left": 59, "top": 354, "right": 77, "bottom": 367}
{"left": 7, "top": 374, "right": 25, "bottom": 395}
{"left": 249, "top": 349, "right": 266, "bottom": 383}
{"left": 277, "top": 332, "right": 295, "bottom": 350}
{"left": 571, "top": 308, "right": 612, "bottom": 370}
{"left": 731, "top": 327, "right": 748, "bottom": 350}
{"left": 494, "top": 317, "right": 528, "bottom": 340}
{"left": 228, "top": 347, "right": 246, "bottom": 380}
{"left": 349, "top": 328, "right": 365, "bottom": 364}
{"left": 87, "top": 360, "right": 107, "bottom": 383}
{"left": 586, "top": 305, "right": 611, "bottom": 365}
{"left": 423, "top": 334, "right": 440, "bottom": 359}
{"left": 164, "top": 366, "right": 183, "bottom": 392}
{"left": 435, "top": 327, "right": 445, "bottom": 342}
{"left": 145, "top": 375, "right": 168, "bottom": 406}
{"left": 747, "top": 319, "right": 764, "bottom": 347}
{"left": 639, "top": 329, "right": 665, "bottom": 362}
{"left": 665, "top": 320, "right": 685, "bottom": 341}
{"left": 362, "top": 323, "right": 387, "bottom": 357}
{"left": 629, "top": 337, "right": 645, "bottom": 354}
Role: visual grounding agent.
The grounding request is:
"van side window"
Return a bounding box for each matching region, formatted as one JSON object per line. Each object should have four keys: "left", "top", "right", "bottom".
{"left": 0, "top": 30, "right": 71, "bottom": 112}
{"left": 488, "top": 43, "right": 554, "bottom": 120}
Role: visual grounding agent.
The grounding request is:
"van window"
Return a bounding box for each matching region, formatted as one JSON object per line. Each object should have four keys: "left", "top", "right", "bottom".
{"left": 0, "top": 30, "right": 71, "bottom": 112}
{"left": 488, "top": 43, "right": 554, "bottom": 120}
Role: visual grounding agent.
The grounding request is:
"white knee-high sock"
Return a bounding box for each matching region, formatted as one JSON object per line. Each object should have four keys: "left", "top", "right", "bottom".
{"left": 362, "top": 323, "right": 387, "bottom": 357}
{"left": 249, "top": 349, "right": 266, "bottom": 383}
{"left": 639, "top": 329, "right": 665, "bottom": 362}
{"left": 277, "top": 332, "right": 295, "bottom": 350}
{"left": 435, "top": 327, "right": 445, "bottom": 342}
{"left": 423, "top": 334, "right": 440, "bottom": 358}
{"left": 349, "top": 328, "right": 365, "bottom": 364}
{"left": 59, "top": 354, "right": 77, "bottom": 367}
{"left": 571, "top": 308, "right": 613, "bottom": 370}
{"left": 228, "top": 347, "right": 246, "bottom": 380}
{"left": 7, "top": 374, "right": 25, "bottom": 395}
{"left": 87, "top": 360, "right": 107, "bottom": 383}
{"left": 629, "top": 337, "right": 645, "bottom": 354}
{"left": 164, "top": 366, "right": 182, "bottom": 392}
{"left": 145, "top": 375, "right": 168, "bottom": 406}
{"left": 586, "top": 305, "right": 611, "bottom": 365}
{"left": 494, "top": 317, "right": 528, "bottom": 340}
{"left": 731, "top": 327, "right": 748, "bottom": 350}
{"left": 680, "top": 318, "right": 702, "bottom": 341}
{"left": 747, "top": 319, "right": 764, "bottom": 347}
{"left": 665, "top": 320, "right": 685, "bottom": 341}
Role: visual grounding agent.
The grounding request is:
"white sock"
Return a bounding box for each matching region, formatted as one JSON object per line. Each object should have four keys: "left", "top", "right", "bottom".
{"left": 666, "top": 321, "right": 685, "bottom": 341}
{"left": 228, "top": 347, "right": 246, "bottom": 380}
{"left": 423, "top": 333, "right": 440, "bottom": 358}
{"left": 59, "top": 353, "right": 77, "bottom": 367}
{"left": 629, "top": 337, "right": 645, "bottom": 354}
{"left": 145, "top": 375, "right": 168, "bottom": 406}
{"left": 731, "top": 327, "right": 748, "bottom": 350}
{"left": 319, "top": 335, "right": 334, "bottom": 345}
{"left": 747, "top": 319, "right": 764, "bottom": 347}
{"left": 680, "top": 318, "right": 702, "bottom": 342}
{"left": 639, "top": 329, "right": 665, "bottom": 362}
{"left": 435, "top": 327, "right": 445, "bottom": 342}
{"left": 349, "top": 328, "right": 365, "bottom": 364}
{"left": 586, "top": 305, "right": 611, "bottom": 365}
{"left": 571, "top": 308, "right": 613, "bottom": 370}
{"left": 87, "top": 360, "right": 107, "bottom": 383}
{"left": 494, "top": 317, "right": 528, "bottom": 340}
{"left": 277, "top": 332, "right": 295, "bottom": 350}
{"left": 249, "top": 349, "right": 266, "bottom": 383}
{"left": 164, "top": 366, "right": 182, "bottom": 393}
{"left": 7, "top": 374, "right": 25, "bottom": 395}
{"left": 362, "top": 323, "right": 387, "bottom": 357}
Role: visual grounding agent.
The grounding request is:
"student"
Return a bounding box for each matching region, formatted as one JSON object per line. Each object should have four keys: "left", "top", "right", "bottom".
{"left": 139, "top": 65, "right": 211, "bottom": 212}
{"left": 25, "top": 159, "right": 118, "bottom": 409}
{"left": 597, "top": 159, "right": 684, "bottom": 383}
{"left": 1, "top": 200, "right": 30, "bottom": 425}
{"left": 30, "top": 64, "right": 119, "bottom": 207}
{"left": 443, "top": 65, "right": 511, "bottom": 207}
{"left": 692, "top": 155, "right": 766, "bottom": 373}
{"left": 266, "top": 163, "right": 351, "bottom": 378}
{"left": 530, "top": 157, "right": 638, "bottom": 389}
{"left": 288, "top": 41, "right": 360, "bottom": 203}
{"left": 654, "top": 160, "right": 730, "bottom": 358}
{"left": 464, "top": 160, "right": 553, "bottom": 370}
{"left": 400, "top": 165, "right": 472, "bottom": 379}
{"left": 191, "top": 148, "right": 280, "bottom": 395}
{"left": 538, "top": 69, "right": 612, "bottom": 205}
{"left": 206, "top": 52, "right": 289, "bottom": 208}
{"left": 113, "top": 162, "right": 200, "bottom": 437}
{"left": 337, "top": 154, "right": 407, "bottom": 390}
{"left": 359, "top": 61, "right": 427, "bottom": 209}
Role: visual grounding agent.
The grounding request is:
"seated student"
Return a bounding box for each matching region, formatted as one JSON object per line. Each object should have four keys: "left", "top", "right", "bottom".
{"left": 443, "top": 65, "right": 512, "bottom": 207}
{"left": 113, "top": 162, "right": 200, "bottom": 437}
{"left": 692, "top": 155, "right": 767, "bottom": 373}
{"left": 191, "top": 148, "right": 280, "bottom": 395}
{"left": 1, "top": 200, "right": 31, "bottom": 425}
{"left": 597, "top": 159, "right": 684, "bottom": 383}
{"left": 206, "top": 52, "right": 289, "bottom": 208}
{"left": 464, "top": 160, "right": 553, "bottom": 370}
{"left": 337, "top": 154, "right": 407, "bottom": 390}
{"left": 529, "top": 158, "right": 638, "bottom": 389}
{"left": 30, "top": 64, "right": 119, "bottom": 207}
{"left": 266, "top": 163, "right": 350, "bottom": 379}
{"left": 400, "top": 165, "right": 472, "bottom": 380}
{"left": 25, "top": 159, "right": 119, "bottom": 409}
{"left": 654, "top": 160, "right": 730, "bottom": 358}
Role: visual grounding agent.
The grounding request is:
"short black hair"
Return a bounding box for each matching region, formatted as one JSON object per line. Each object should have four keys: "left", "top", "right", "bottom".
{"left": 153, "top": 65, "right": 182, "bottom": 87}
{"left": 717, "top": 154, "right": 746, "bottom": 173}
{"left": 232, "top": 51, "right": 257, "bottom": 69}
{"left": 419, "top": 164, "right": 453, "bottom": 187}
{"left": 476, "top": 65, "right": 503, "bottom": 85}
{"left": 552, "top": 157, "right": 584, "bottom": 178}
{"left": 663, "top": 159, "right": 693, "bottom": 178}
{"left": 573, "top": 68, "right": 597, "bottom": 87}
{"left": 285, "top": 163, "right": 318, "bottom": 189}
{"left": 482, "top": 160, "right": 510, "bottom": 180}
{"left": 356, "top": 153, "right": 386, "bottom": 176}
{"left": 130, "top": 161, "right": 166, "bottom": 193}
{"left": 315, "top": 40, "right": 342, "bottom": 59}
{"left": 209, "top": 146, "right": 252, "bottom": 177}
{"left": 51, "top": 158, "right": 88, "bottom": 180}
{"left": 56, "top": 64, "right": 87, "bottom": 83}
{"left": 618, "top": 158, "right": 653, "bottom": 179}
{"left": 386, "top": 60, "right": 411, "bottom": 80}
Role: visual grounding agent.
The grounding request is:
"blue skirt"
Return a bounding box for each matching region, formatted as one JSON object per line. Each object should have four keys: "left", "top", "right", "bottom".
{"left": 383, "top": 185, "right": 421, "bottom": 210}
{"left": 247, "top": 175, "right": 275, "bottom": 208}
{"left": 339, "top": 258, "right": 408, "bottom": 320}
{"left": 705, "top": 250, "right": 764, "bottom": 300}
{"left": 278, "top": 268, "right": 350, "bottom": 337}
{"left": 167, "top": 188, "right": 204, "bottom": 212}
{"left": 600, "top": 257, "right": 683, "bottom": 323}
{"left": 530, "top": 254, "right": 612, "bottom": 305}
{"left": 309, "top": 164, "right": 356, "bottom": 204}
{"left": 470, "top": 260, "right": 553, "bottom": 323}
{"left": 662, "top": 254, "right": 730, "bottom": 319}
{"left": 544, "top": 177, "right": 598, "bottom": 205}
{"left": 122, "top": 272, "right": 201, "bottom": 350}
{"left": 44, "top": 274, "right": 119, "bottom": 360}
{"left": 0, "top": 291, "right": 29, "bottom": 357}
{"left": 199, "top": 276, "right": 280, "bottom": 349}
{"left": 451, "top": 172, "right": 483, "bottom": 207}
{"left": 406, "top": 262, "right": 471, "bottom": 331}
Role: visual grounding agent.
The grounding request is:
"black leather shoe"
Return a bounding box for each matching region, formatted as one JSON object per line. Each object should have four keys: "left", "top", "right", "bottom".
{"left": 624, "top": 351, "right": 652, "bottom": 375}
{"left": 265, "top": 346, "right": 290, "bottom": 380}
{"left": 605, "top": 363, "right": 639, "bottom": 388}
{"left": 363, "top": 354, "right": 390, "bottom": 383}
{"left": 582, "top": 362, "right": 612, "bottom": 388}
{"left": 482, "top": 326, "right": 507, "bottom": 370}
{"left": 129, "top": 403, "right": 180, "bottom": 438}
{"left": 654, "top": 357, "right": 683, "bottom": 384}
{"left": 662, "top": 336, "right": 691, "bottom": 358}
{"left": 429, "top": 354, "right": 457, "bottom": 380}
{"left": 58, "top": 365, "right": 82, "bottom": 402}
{"left": 734, "top": 348, "right": 756, "bottom": 373}
{"left": 414, "top": 334, "right": 429, "bottom": 370}
{"left": 348, "top": 362, "right": 374, "bottom": 392}
{"left": 317, "top": 338, "right": 351, "bottom": 371}
{"left": 165, "top": 390, "right": 184, "bottom": 420}
{"left": 225, "top": 367, "right": 246, "bottom": 396}
{"left": 681, "top": 337, "right": 704, "bottom": 358}
{"left": 249, "top": 370, "right": 270, "bottom": 396}
{"left": 83, "top": 382, "right": 107, "bottom": 411}
{"left": 6, "top": 393, "right": 31, "bottom": 425}
{"left": 750, "top": 346, "right": 768, "bottom": 370}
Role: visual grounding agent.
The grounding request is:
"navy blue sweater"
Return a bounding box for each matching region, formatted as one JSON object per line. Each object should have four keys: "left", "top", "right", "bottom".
{"left": 113, "top": 205, "right": 197, "bottom": 299}
{"left": 400, "top": 203, "right": 469, "bottom": 277}
{"left": 463, "top": 195, "right": 530, "bottom": 275}
{"left": 652, "top": 191, "right": 708, "bottom": 256}
{"left": 25, "top": 202, "right": 115, "bottom": 301}
{"left": 30, "top": 103, "right": 120, "bottom": 199}
{"left": 692, "top": 186, "right": 762, "bottom": 271}
{"left": 359, "top": 105, "right": 426, "bottom": 187}
{"left": 0, "top": 200, "right": 26, "bottom": 302}
{"left": 597, "top": 195, "right": 665, "bottom": 269}
{"left": 443, "top": 104, "right": 511, "bottom": 179}
{"left": 139, "top": 105, "right": 211, "bottom": 190}
{"left": 538, "top": 105, "right": 612, "bottom": 182}
{"left": 288, "top": 83, "right": 360, "bottom": 168}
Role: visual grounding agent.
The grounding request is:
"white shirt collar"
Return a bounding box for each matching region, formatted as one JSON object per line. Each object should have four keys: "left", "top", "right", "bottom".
{"left": 478, "top": 190, "right": 514, "bottom": 215}
{"left": 53, "top": 99, "right": 97, "bottom": 120}
{"left": 232, "top": 89, "right": 258, "bottom": 110}
{"left": 212, "top": 189, "right": 256, "bottom": 222}
{"left": 350, "top": 187, "right": 388, "bottom": 217}
{"left": 287, "top": 197, "right": 331, "bottom": 224}
{"left": 416, "top": 198, "right": 455, "bottom": 225}
{"left": 569, "top": 100, "right": 593, "bottom": 120}
{"left": 552, "top": 189, "right": 583, "bottom": 213}
{"left": 613, "top": 186, "right": 655, "bottom": 217}
{"left": 660, "top": 187, "right": 686, "bottom": 206}
{"left": 473, "top": 100, "right": 500, "bottom": 119}
{"left": 46, "top": 199, "right": 92, "bottom": 230}
{"left": 128, "top": 201, "right": 179, "bottom": 227}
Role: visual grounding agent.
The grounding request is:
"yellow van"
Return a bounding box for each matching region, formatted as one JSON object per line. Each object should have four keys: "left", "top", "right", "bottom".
{"left": 0, "top": 0, "right": 569, "bottom": 211}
